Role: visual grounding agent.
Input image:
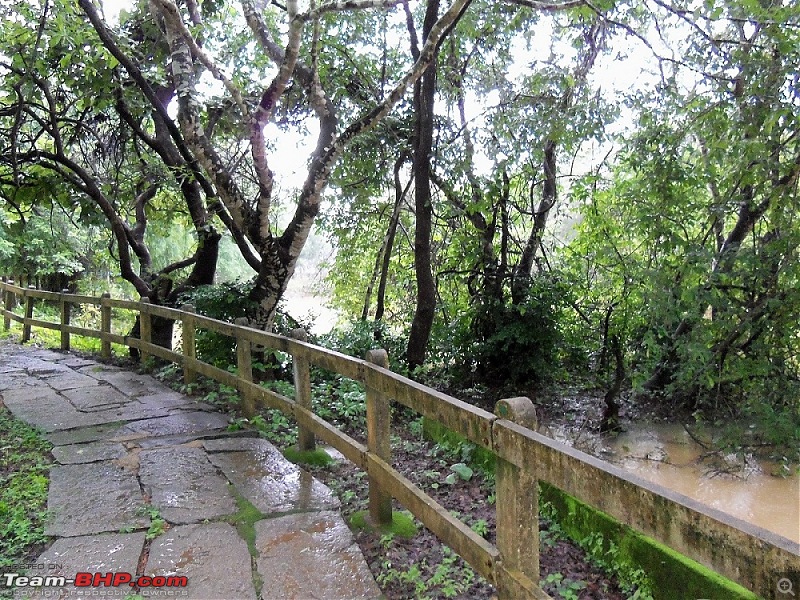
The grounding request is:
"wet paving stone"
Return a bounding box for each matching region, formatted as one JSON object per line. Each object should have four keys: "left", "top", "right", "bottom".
{"left": 44, "top": 372, "right": 101, "bottom": 391}
{"left": 77, "top": 363, "right": 124, "bottom": 377}
{"left": 112, "top": 411, "right": 230, "bottom": 439}
{"left": 46, "top": 422, "right": 130, "bottom": 446}
{"left": 2, "top": 388, "right": 90, "bottom": 432}
{"left": 140, "top": 446, "right": 237, "bottom": 524}
{"left": 54, "top": 356, "right": 100, "bottom": 368}
{"left": 46, "top": 462, "right": 149, "bottom": 537}
{"left": 51, "top": 441, "right": 128, "bottom": 465}
{"left": 202, "top": 437, "right": 266, "bottom": 453}
{"left": 25, "top": 361, "right": 73, "bottom": 377}
{"left": 208, "top": 439, "right": 340, "bottom": 515}
{"left": 254, "top": 512, "right": 382, "bottom": 600}
{"left": 0, "top": 373, "right": 42, "bottom": 391}
{"left": 26, "top": 349, "right": 70, "bottom": 361}
{"left": 135, "top": 429, "right": 259, "bottom": 450}
{"left": 80, "top": 369, "right": 174, "bottom": 398}
{"left": 145, "top": 523, "right": 257, "bottom": 600}
{"left": 13, "top": 532, "right": 146, "bottom": 599}
{"left": 134, "top": 391, "right": 207, "bottom": 412}
{"left": 63, "top": 385, "right": 131, "bottom": 411}
{"left": 1, "top": 342, "right": 382, "bottom": 600}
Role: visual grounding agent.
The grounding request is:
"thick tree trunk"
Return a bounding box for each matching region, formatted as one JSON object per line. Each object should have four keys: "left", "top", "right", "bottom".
{"left": 407, "top": 0, "right": 440, "bottom": 372}
{"left": 129, "top": 228, "right": 221, "bottom": 359}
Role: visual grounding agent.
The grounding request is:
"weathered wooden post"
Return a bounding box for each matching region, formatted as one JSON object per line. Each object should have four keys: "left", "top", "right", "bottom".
{"left": 139, "top": 297, "right": 152, "bottom": 363}
{"left": 494, "top": 396, "right": 542, "bottom": 599}
{"left": 180, "top": 304, "right": 196, "bottom": 385}
{"left": 235, "top": 317, "right": 255, "bottom": 417}
{"left": 22, "top": 286, "right": 35, "bottom": 342}
{"left": 365, "top": 348, "right": 392, "bottom": 527}
{"left": 100, "top": 293, "right": 112, "bottom": 358}
{"left": 3, "top": 279, "right": 14, "bottom": 331}
{"left": 291, "top": 328, "right": 315, "bottom": 452}
{"left": 60, "top": 289, "right": 71, "bottom": 351}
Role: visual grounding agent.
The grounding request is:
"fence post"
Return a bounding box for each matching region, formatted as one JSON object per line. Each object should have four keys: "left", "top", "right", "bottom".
{"left": 235, "top": 318, "right": 255, "bottom": 417}
{"left": 22, "top": 286, "right": 35, "bottom": 342}
{"left": 494, "top": 397, "right": 540, "bottom": 599}
{"left": 60, "top": 289, "right": 71, "bottom": 351}
{"left": 365, "top": 348, "right": 392, "bottom": 527}
{"left": 139, "top": 297, "right": 151, "bottom": 363}
{"left": 180, "top": 304, "right": 196, "bottom": 385}
{"left": 100, "top": 293, "right": 112, "bottom": 358}
{"left": 3, "top": 279, "right": 14, "bottom": 331}
{"left": 291, "top": 328, "right": 315, "bottom": 452}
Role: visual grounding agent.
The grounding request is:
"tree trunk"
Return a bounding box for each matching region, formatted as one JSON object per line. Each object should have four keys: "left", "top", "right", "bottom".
{"left": 407, "top": 0, "right": 440, "bottom": 372}
{"left": 129, "top": 228, "right": 221, "bottom": 359}
{"left": 512, "top": 139, "right": 557, "bottom": 305}
{"left": 600, "top": 334, "right": 624, "bottom": 433}
{"left": 376, "top": 155, "right": 411, "bottom": 325}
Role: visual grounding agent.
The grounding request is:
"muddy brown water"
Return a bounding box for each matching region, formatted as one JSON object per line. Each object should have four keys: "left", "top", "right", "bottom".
{"left": 540, "top": 422, "right": 800, "bottom": 543}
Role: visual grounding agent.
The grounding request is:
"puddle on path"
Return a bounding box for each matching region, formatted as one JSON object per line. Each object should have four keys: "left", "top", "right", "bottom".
{"left": 541, "top": 421, "right": 800, "bottom": 543}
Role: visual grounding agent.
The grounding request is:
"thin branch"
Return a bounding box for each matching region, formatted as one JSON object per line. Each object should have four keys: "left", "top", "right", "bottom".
{"left": 502, "top": 0, "right": 586, "bottom": 11}
{"left": 305, "top": 0, "right": 404, "bottom": 19}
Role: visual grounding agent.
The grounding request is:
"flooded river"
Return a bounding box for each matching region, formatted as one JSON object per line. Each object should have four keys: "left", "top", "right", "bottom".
{"left": 541, "top": 422, "right": 800, "bottom": 543}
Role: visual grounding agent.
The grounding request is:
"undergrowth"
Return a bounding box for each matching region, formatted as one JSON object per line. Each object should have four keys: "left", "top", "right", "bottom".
{"left": 0, "top": 407, "right": 52, "bottom": 573}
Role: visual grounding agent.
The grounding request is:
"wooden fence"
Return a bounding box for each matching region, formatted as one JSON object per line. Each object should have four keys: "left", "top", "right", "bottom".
{"left": 1, "top": 280, "right": 797, "bottom": 599}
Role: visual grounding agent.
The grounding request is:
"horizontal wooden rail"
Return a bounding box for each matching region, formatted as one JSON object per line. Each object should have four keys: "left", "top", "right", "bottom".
{"left": 1, "top": 279, "right": 797, "bottom": 600}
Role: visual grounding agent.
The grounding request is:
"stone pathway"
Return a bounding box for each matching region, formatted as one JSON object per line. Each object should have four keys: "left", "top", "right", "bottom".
{"left": 0, "top": 343, "right": 382, "bottom": 599}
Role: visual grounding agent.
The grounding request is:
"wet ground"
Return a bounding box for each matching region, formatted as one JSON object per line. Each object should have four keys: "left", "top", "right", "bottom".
{"left": 0, "top": 343, "right": 381, "bottom": 599}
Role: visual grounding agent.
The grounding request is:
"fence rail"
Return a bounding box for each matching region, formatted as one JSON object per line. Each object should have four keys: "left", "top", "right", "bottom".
{"left": 1, "top": 280, "right": 797, "bottom": 599}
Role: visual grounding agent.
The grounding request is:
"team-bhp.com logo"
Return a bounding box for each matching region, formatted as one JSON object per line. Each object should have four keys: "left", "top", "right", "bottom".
{"left": 4, "top": 572, "right": 188, "bottom": 589}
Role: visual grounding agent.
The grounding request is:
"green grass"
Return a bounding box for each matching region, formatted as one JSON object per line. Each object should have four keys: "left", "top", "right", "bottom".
{"left": 0, "top": 406, "right": 53, "bottom": 570}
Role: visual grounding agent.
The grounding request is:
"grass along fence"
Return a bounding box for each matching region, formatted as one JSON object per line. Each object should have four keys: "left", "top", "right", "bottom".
{"left": 1, "top": 280, "right": 797, "bottom": 599}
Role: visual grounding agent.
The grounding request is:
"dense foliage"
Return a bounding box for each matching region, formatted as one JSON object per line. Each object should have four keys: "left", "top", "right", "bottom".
{"left": 0, "top": 0, "right": 797, "bottom": 457}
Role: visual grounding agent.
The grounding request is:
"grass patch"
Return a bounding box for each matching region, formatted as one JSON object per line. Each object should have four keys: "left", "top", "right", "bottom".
{"left": 282, "top": 446, "right": 334, "bottom": 467}
{"left": 350, "top": 509, "right": 418, "bottom": 539}
{"left": 0, "top": 406, "right": 53, "bottom": 570}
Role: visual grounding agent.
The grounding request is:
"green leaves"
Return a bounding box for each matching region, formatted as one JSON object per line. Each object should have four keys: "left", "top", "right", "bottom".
{"left": 444, "top": 462, "right": 473, "bottom": 484}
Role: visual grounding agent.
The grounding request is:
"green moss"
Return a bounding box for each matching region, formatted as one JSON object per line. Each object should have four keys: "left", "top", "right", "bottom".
{"left": 282, "top": 446, "right": 335, "bottom": 467}
{"left": 224, "top": 486, "right": 266, "bottom": 595}
{"left": 539, "top": 482, "right": 759, "bottom": 600}
{"left": 350, "top": 510, "right": 418, "bottom": 539}
{"left": 226, "top": 490, "right": 264, "bottom": 556}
